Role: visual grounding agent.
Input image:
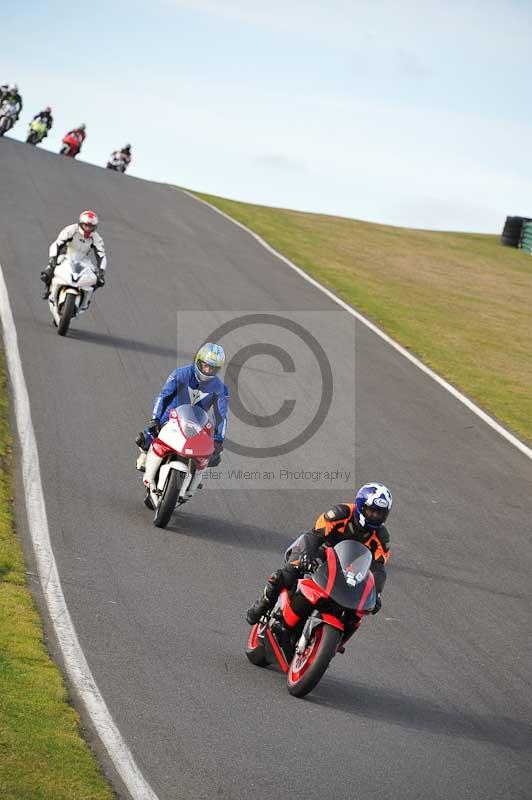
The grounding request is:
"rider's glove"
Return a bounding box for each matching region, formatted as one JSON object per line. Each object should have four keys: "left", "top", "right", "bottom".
{"left": 95, "top": 269, "right": 105, "bottom": 287}
{"left": 298, "top": 552, "right": 319, "bottom": 574}
{"left": 371, "top": 593, "right": 382, "bottom": 615}
{"left": 208, "top": 441, "right": 223, "bottom": 467}
{"left": 147, "top": 418, "right": 160, "bottom": 437}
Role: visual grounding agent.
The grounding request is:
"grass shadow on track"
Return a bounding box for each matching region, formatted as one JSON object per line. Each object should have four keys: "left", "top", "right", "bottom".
{"left": 307, "top": 677, "right": 532, "bottom": 752}
{"left": 67, "top": 328, "right": 185, "bottom": 359}
{"left": 164, "top": 511, "right": 292, "bottom": 554}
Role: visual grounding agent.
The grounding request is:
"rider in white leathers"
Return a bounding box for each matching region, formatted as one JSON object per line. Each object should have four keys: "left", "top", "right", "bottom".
{"left": 41, "top": 211, "right": 107, "bottom": 303}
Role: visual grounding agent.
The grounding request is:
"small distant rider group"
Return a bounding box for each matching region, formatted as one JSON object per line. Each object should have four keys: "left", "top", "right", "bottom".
{"left": 0, "top": 81, "right": 132, "bottom": 172}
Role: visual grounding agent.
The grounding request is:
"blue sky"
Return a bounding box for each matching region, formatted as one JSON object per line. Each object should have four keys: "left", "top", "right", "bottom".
{"left": 3, "top": 0, "right": 532, "bottom": 232}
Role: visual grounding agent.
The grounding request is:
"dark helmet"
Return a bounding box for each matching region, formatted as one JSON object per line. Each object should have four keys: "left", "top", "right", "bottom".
{"left": 44, "top": 106, "right": 52, "bottom": 114}
{"left": 123, "top": 143, "right": 131, "bottom": 152}
{"left": 354, "top": 482, "right": 393, "bottom": 532}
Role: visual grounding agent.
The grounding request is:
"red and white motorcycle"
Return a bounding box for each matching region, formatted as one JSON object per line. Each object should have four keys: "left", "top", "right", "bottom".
{"left": 143, "top": 405, "right": 214, "bottom": 528}
{"left": 46, "top": 256, "right": 97, "bottom": 336}
{"left": 60, "top": 132, "right": 83, "bottom": 157}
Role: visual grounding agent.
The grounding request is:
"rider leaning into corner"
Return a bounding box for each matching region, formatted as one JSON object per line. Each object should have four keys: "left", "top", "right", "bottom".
{"left": 136, "top": 343, "right": 229, "bottom": 471}
{"left": 108, "top": 143, "right": 132, "bottom": 169}
{"left": 63, "top": 122, "right": 86, "bottom": 152}
{"left": 31, "top": 106, "right": 54, "bottom": 136}
{"left": 246, "top": 482, "right": 393, "bottom": 652}
{"left": 40, "top": 210, "right": 107, "bottom": 303}
{"left": 1, "top": 83, "right": 23, "bottom": 120}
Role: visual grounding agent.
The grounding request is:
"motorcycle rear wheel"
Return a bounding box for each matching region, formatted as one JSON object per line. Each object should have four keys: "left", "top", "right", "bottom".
{"left": 153, "top": 469, "right": 182, "bottom": 528}
{"left": 245, "top": 623, "right": 268, "bottom": 667}
{"left": 287, "top": 623, "right": 341, "bottom": 698}
{"left": 57, "top": 293, "right": 76, "bottom": 336}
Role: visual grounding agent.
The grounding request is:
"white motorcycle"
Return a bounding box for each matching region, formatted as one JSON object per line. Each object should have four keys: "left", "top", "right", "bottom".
{"left": 46, "top": 256, "right": 97, "bottom": 336}
{"left": 143, "top": 405, "right": 215, "bottom": 528}
{"left": 0, "top": 100, "right": 19, "bottom": 136}
{"left": 106, "top": 155, "right": 127, "bottom": 173}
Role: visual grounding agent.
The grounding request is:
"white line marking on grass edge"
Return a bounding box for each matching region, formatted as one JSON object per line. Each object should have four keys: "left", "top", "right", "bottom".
{"left": 183, "top": 190, "right": 532, "bottom": 462}
{"left": 0, "top": 266, "right": 159, "bottom": 800}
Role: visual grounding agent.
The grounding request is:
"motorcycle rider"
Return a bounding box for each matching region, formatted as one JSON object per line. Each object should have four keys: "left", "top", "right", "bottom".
{"left": 63, "top": 123, "right": 86, "bottom": 153}
{"left": 246, "top": 482, "right": 393, "bottom": 649}
{"left": 1, "top": 83, "right": 23, "bottom": 125}
{"left": 108, "top": 143, "right": 132, "bottom": 171}
{"left": 136, "top": 343, "right": 229, "bottom": 471}
{"left": 31, "top": 106, "right": 53, "bottom": 137}
{"left": 40, "top": 210, "right": 107, "bottom": 302}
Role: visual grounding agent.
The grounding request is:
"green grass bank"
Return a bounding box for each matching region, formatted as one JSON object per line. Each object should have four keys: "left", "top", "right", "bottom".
{"left": 0, "top": 349, "right": 114, "bottom": 799}
{"left": 192, "top": 192, "right": 532, "bottom": 446}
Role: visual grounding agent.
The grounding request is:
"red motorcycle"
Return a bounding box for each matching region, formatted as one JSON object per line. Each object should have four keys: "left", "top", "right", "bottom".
{"left": 142, "top": 405, "right": 214, "bottom": 528}
{"left": 60, "top": 132, "right": 83, "bottom": 157}
{"left": 246, "top": 539, "right": 377, "bottom": 697}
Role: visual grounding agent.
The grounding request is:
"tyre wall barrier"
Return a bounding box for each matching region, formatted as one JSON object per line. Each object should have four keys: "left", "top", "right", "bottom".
{"left": 500, "top": 215, "right": 532, "bottom": 248}
{"left": 518, "top": 221, "right": 532, "bottom": 254}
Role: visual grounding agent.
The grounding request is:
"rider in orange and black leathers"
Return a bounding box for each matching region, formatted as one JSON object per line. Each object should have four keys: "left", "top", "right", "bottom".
{"left": 246, "top": 483, "right": 393, "bottom": 646}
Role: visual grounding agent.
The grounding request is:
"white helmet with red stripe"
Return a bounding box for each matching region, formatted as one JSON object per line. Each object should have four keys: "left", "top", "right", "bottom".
{"left": 78, "top": 210, "right": 98, "bottom": 239}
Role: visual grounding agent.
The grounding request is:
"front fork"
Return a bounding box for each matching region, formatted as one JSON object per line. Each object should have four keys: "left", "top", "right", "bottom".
{"left": 295, "top": 612, "right": 323, "bottom": 655}
{"left": 294, "top": 610, "right": 345, "bottom": 655}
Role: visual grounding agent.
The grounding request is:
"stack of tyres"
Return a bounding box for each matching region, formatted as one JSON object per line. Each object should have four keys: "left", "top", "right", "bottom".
{"left": 501, "top": 216, "right": 531, "bottom": 247}
{"left": 519, "top": 221, "right": 532, "bottom": 254}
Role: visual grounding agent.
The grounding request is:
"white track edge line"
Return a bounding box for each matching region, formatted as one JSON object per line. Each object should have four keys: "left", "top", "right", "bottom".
{"left": 0, "top": 266, "right": 159, "bottom": 800}
{"left": 182, "top": 190, "right": 532, "bottom": 462}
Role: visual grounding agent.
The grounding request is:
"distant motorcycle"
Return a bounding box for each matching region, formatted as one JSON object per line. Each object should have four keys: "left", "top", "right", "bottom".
{"left": 26, "top": 119, "right": 48, "bottom": 145}
{"left": 246, "top": 539, "right": 378, "bottom": 698}
{"left": 106, "top": 154, "right": 128, "bottom": 173}
{"left": 142, "top": 405, "right": 214, "bottom": 528}
{"left": 60, "top": 132, "right": 83, "bottom": 157}
{"left": 44, "top": 255, "right": 97, "bottom": 336}
{"left": 0, "top": 100, "right": 19, "bottom": 136}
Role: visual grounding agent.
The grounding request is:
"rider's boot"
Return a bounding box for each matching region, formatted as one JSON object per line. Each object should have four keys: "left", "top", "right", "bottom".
{"left": 246, "top": 572, "right": 283, "bottom": 625}
{"left": 40, "top": 264, "right": 54, "bottom": 299}
{"left": 136, "top": 450, "right": 147, "bottom": 472}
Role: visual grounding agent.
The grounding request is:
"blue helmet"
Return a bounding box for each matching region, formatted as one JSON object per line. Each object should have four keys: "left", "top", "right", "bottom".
{"left": 354, "top": 482, "right": 392, "bottom": 531}
{"left": 194, "top": 342, "right": 225, "bottom": 383}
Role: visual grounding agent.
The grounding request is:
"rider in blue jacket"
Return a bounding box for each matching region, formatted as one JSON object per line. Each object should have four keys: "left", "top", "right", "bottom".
{"left": 136, "top": 343, "right": 228, "bottom": 471}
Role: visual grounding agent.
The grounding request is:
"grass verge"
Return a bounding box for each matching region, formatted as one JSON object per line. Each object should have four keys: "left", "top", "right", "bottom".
{"left": 192, "top": 191, "right": 532, "bottom": 445}
{"left": 0, "top": 348, "right": 114, "bottom": 799}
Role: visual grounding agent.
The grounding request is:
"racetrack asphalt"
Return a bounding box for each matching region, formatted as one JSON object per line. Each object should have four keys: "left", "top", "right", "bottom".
{"left": 1, "top": 136, "right": 531, "bottom": 800}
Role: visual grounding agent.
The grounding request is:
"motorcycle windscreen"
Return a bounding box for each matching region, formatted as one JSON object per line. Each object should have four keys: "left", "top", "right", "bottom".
{"left": 312, "top": 540, "right": 374, "bottom": 610}
{"left": 174, "top": 404, "right": 210, "bottom": 439}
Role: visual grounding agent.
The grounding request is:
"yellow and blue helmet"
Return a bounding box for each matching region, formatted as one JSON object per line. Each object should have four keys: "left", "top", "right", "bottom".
{"left": 194, "top": 343, "right": 226, "bottom": 382}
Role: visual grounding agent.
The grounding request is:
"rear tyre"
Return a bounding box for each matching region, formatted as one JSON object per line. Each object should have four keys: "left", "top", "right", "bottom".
{"left": 287, "top": 623, "right": 341, "bottom": 698}
{"left": 57, "top": 293, "right": 76, "bottom": 336}
{"left": 153, "top": 469, "right": 182, "bottom": 528}
{"left": 245, "top": 623, "right": 268, "bottom": 667}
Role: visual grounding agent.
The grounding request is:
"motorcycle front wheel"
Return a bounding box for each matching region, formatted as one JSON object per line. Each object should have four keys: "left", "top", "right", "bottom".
{"left": 245, "top": 623, "right": 268, "bottom": 667}
{"left": 287, "top": 623, "right": 341, "bottom": 698}
{"left": 57, "top": 293, "right": 77, "bottom": 336}
{"left": 153, "top": 469, "right": 183, "bottom": 528}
